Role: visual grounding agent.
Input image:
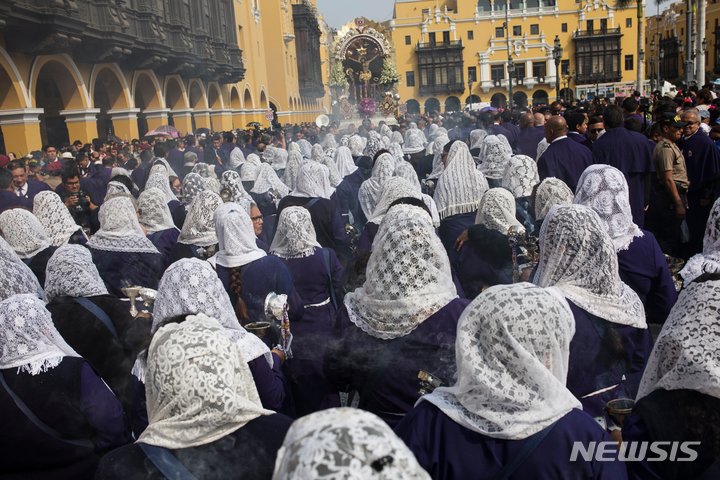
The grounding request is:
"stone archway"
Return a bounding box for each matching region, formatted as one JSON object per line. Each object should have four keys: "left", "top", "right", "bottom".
{"left": 445, "top": 96, "right": 461, "bottom": 113}
{"left": 91, "top": 65, "right": 131, "bottom": 140}
{"left": 424, "top": 97, "right": 440, "bottom": 114}
{"left": 532, "top": 89, "right": 549, "bottom": 106}
{"left": 490, "top": 93, "right": 507, "bottom": 109}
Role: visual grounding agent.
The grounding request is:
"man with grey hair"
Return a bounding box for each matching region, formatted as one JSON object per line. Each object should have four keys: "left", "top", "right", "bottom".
{"left": 678, "top": 108, "right": 720, "bottom": 256}
{"left": 181, "top": 151, "right": 198, "bottom": 179}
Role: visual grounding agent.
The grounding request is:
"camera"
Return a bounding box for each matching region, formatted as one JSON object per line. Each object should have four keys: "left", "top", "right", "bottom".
{"left": 71, "top": 190, "right": 90, "bottom": 213}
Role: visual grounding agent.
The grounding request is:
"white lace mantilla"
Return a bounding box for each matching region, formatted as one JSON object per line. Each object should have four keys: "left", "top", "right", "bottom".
{"left": 45, "top": 244, "right": 108, "bottom": 301}
{"left": 272, "top": 408, "right": 430, "bottom": 480}
{"left": 477, "top": 135, "right": 512, "bottom": 180}
{"left": 181, "top": 172, "right": 207, "bottom": 205}
{"left": 208, "top": 203, "right": 266, "bottom": 269}
{"left": 178, "top": 190, "right": 223, "bottom": 247}
{"left": 138, "top": 188, "right": 178, "bottom": 234}
{"left": 0, "top": 208, "right": 51, "bottom": 259}
{"left": 251, "top": 163, "right": 290, "bottom": 198}
{"left": 476, "top": 188, "right": 524, "bottom": 235}
{"left": 574, "top": 164, "right": 643, "bottom": 251}
{"left": 359, "top": 153, "right": 396, "bottom": 218}
{"left": 434, "top": 141, "right": 489, "bottom": 220}
{"left": 636, "top": 279, "right": 720, "bottom": 401}
{"left": 270, "top": 206, "right": 321, "bottom": 259}
{"left": 680, "top": 197, "right": 720, "bottom": 284}
{"left": 501, "top": 155, "right": 539, "bottom": 199}
{"left": 534, "top": 177, "right": 574, "bottom": 221}
{"left": 533, "top": 204, "right": 646, "bottom": 328}
{"left": 334, "top": 146, "right": 358, "bottom": 178}
{"left": 283, "top": 151, "right": 305, "bottom": 191}
{"left": 423, "top": 283, "right": 581, "bottom": 440}
{"left": 87, "top": 196, "right": 159, "bottom": 254}
{"left": 344, "top": 204, "right": 457, "bottom": 340}
{"left": 137, "top": 314, "right": 272, "bottom": 449}
{"left": 33, "top": 191, "right": 85, "bottom": 247}
{"left": 0, "top": 294, "right": 80, "bottom": 375}
{"left": 0, "top": 236, "right": 43, "bottom": 300}
{"left": 291, "top": 161, "right": 334, "bottom": 199}
{"left": 220, "top": 170, "right": 252, "bottom": 203}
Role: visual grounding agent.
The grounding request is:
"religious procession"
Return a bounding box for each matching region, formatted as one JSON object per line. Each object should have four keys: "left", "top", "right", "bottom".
{"left": 0, "top": 0, "right": 718, "bottom": 479}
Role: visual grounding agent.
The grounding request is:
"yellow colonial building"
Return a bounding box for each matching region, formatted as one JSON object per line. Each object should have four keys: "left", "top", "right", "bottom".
{"left": 645, "top": 0, "right": 720, "bottom": 88}
{"left": 0, "top": 0, "right": 331, "bottom": 156}
{"left": 390, "top": 0, "right": 642, "bottom": 113}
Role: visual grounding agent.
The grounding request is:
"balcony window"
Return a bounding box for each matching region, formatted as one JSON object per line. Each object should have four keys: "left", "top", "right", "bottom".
{"left": 416, "top": 40, "right": 465, "bottom": 95}
{"left": 468, "top": 66, "right": 477, "bottom": 82}
{"left": 625, "top": 54, "right": 634, "bottom": 70}
{"left": 533, "top": 61, "right": 547, "bottom": 78}
{"left": 574, "top": 34, "right": 622, "bottom": 84}
{"left": 491, "top": 64, "right": 505, "bottom": 81}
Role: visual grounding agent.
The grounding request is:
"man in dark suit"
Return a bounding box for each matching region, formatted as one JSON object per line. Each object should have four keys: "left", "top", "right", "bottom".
{"left": 8, "top": 159, "right": 51, "bottom": 203}
{"left": 537, "top": 115, "right": 593, "bottom": 192}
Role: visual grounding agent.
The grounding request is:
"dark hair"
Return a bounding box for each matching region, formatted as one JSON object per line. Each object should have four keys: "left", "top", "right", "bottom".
{"left": 124, "top": 158, "right": 138, "bottom": 170}
{"left": 622, "top": 97, "right": 639, "bottom": 113}
{"left": 372, "top": 149, "right": 390, "bottom": 163}
{"left": 140, "top": 149, "right": 153, "bottom": 163}
{"left": 153, "top": 142, "right": 169, "bottom": 159}
{"left": 604, "top": 105, "right": 625, "bottom": 129}
{"left": 649, "top": 122, "right": 664, "bottom": 137}
{"left": 565, "top": 111, "right": 586, "bottom": 131}
{"left": 229, "top": 267, "right": 250, "bottom": 322}
{"left": 42, "top": 144, "right": 56, "bottom": 153}
{"left": 212, "top": 134, "right": 222, "bottom": 142}
{"left": 588, "top": 116, "right": 603, "bottom": 125}
{"left": 443, "top": 139, "right": 459, "bottom": 154}
{"left": 102, "top": 156, "right": 115, "bottom": 167}
{"left": 388, "top": 197, "right": 432, "bottom": 217}
{"left": 109, "top": 174, "right": 134, "bottom": 192}
{"left": 0, "top": 168, "right": 12, "bottom": 189}
{"left": 7, "top": 160, "right": 24, "bottom": 171}
{"left": 222, "top": 131, "right": 235, "bottom": 143}
{"left": 624, "top": 117, "right": 643, "bottom": 133}
{"left": 61, "top": 167, "right": 80, "bottom": 184}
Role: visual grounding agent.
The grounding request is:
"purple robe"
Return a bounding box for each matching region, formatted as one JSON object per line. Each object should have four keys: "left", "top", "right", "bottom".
{"left": 537, "top": 137, "right": 593, "bottom": 192}
{"left": 275, "top": 248, "right": 345, "bottom": 416}
{"left": 1, "top": 358, "right": 130, "bottom": 479}
{"left": 335, "top": 169, "right": 365, "bottom": 223}
{"left": 146, "top": 228, "right": 180, "bottom": 270}
{"left": 396, "top": 403, "right": 627, "bottom": 480}
{"left": 0, "top": 190, "right": 32, "bottom": 212}
{"left": 89, "top": 249, "right": 164, "bottom": 297}
{"left": 617, "top": 230, "right": 677, "bottom": 324}
{"left": 488, "top": 124, "right": 516, "bottom": 147}
{"left": 456, "top": 225, "right": 513, "bottom": 299}
{"left": 517, "top": 126, "right": 546, "bottom": 159}
{"left": 566, "top": 301, "right": 653, "bottom": 420}
{"left": 592, "top": 127, "right": 655, "bottom": 227}
{"left": 438, "top": 212, "right": 476, "bottom": 268}
{"left": 326, "top": 298, "right": 470, "bottom": 427}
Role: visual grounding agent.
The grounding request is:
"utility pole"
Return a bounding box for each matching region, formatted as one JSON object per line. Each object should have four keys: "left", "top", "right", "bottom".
{"left": 505, "top": 1, "right": 514, "bottom": 110}
{"left": 696, "top": 0, "right": 706, "bottom": 86}
{"left": 685, "top": 0, "right": 694, "bottom": 87}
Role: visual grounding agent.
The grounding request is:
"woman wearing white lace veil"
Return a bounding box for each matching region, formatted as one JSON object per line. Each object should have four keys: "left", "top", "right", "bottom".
{"left": 334, "top": 145, "right": 365, "bottom": 226}
{"left": 191, "top": 162, "right": 221, "bottom": 193}
{"left": 533, "top": 177, "right": 574, "bottom": 229}
{"left": 262, "top": 145, "right": 288, "bottom": 177}
{"left": 397, "top": 283, "right": 624, "bottom": 479}
{"left": 310, "top": 143, "right": 324, "bottom": 163}
{"left": 138, "top": 187, "right": 180, "bottom": 266}
{"left": 394, "top": 161, "right": 440, "bottom": 226}
{"left": 388, "top": 141, "right": 405, "bottom": 165}
{"left": 680, "top": 196, "right": 720, "bottom": 286}
{"left": 454, "top": 188, "right": 521, "bottom": 299}
{"left": 295, "top": 139, "right": 313, "bottom": 160}
{"left": 348, "top": 135, "right": 365, "bottom": 158}
{"left": 533, "top": 204, "right": 652, "bottom": 426}
{"left": 468, "top": 128, "right": 488, "bottom": 155}
{"left": 426, "top": 133, "right": 450, "bottom": 180}
{"left": 433, "top": 140, "right": 490, "bottom": 265}
{"left": 97, "top": 315, "right": 292, "bottom": 479}
{"left": 623, "top": 277, "right": 720, "bottom": 480}
{"left": 249, "top": 163, "right": 289, "bottom": 246}
{"left": 358, "top": 152, "right": 396, "bottom": 219}
{"left": 220, "top": 169, "right": 252, "bottom": 203}
{"left": 145, "top": 165, "right": 179, "bottom": 202}
{"left": 210, "top": 203, "right": 300, "bottom": 333}
{"left": 282, "top": 150, "right": 304, "bottom": 191}
{"left": 87, "top": 196, "right": 163, "bottom": 296}
{"left": 45, "top": 244, "right": 150, "bottom": 418}
{"left": 0, "top": 294, "right": 130, "bottom": 477}
{"left": 500, "top": 154, "right": 540, "bottom": 234}
{"left": 0, "top": 236, "right": 43, "bottom": 299}
{"left": 321, "top": 133, "right": 337, "bottom": 149}
{"left": 327, "top": 204, "right": 468, "bottom": 427}
{"left": 226, "top": 143, "right": 246, "bottom": 171}
{"left": 273, "top": 408, "right": 429, "bottom": 480}
{"left": 33, "top": 190, "right": 87, "bottom": 246}
{"left": 170, "top": 190, "right": 223, "bottom": 262}
{"left": 239, "top": 153, "right": 262, "bottom": 188}
{"left": 0, "top": 208, "right": 56, "bottom": 286}
{"left": 277, "top": 161, "right": 350, "bottom": 260}
{"left": 575, "top": 165, "right": 677, "bottom": 324}
{"left": 180, "top": 172, "right": 206, "bottom": 205}
{"left": 477, "top": 134, "right": 512, "bottom": 186}
{"left": 316, "top": 151, "right": 342, "bottom": 187}
{"left": 270, "top": 206, "right": 344, "bottom": 415}
{"left": 252, "top": 163, "right": 290, "bottom": 199}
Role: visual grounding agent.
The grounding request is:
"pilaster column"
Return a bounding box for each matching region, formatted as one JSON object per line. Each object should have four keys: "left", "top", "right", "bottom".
{"left": 142, "top": 108, "right": 171, "bottom": 131}
{"left": 210, "top": 108, "right": 233, "bottom": 132}
{"left": 170, "top": 108, "right": 193, "bottom": 135}
{"left": 107, "top": 108, "right": 140, "bottom": 141}
{"left": 0, "top": 108, "right": 44, "bottom": 155}
{"left": 60, "top": 108, "right": 101, "bottom": 144}
{"left": 193, "top": 108, "right": 212, "bottom": 130}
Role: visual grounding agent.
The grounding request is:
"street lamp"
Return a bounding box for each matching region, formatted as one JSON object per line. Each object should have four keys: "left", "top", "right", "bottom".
{"left": 659, "top": 47, "right": 664, "bottom": 86}
{"left": 467, "top": 78, "right": 474, "bottom": 106}
{"left": 650, "top": 38, "right": 656, "bottom": 92}
{"left": 552, "top": 35, "right": 563, "bottom": 101}
{"left": 507, "top": 58, "right": 515, "bottom": 110}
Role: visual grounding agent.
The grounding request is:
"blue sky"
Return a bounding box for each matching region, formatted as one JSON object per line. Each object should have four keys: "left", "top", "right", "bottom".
{"left": 316, "top": 0, "right": 394, "bottom": 28}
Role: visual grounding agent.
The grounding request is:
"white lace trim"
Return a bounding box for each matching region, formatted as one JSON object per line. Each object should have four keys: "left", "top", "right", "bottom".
{"left": 45, "top": 244, "right": 108, "bottom": 301}
{"left": 33, "top": 191, "right": 85, "bottom": 247}
{"left": 87, "top": 197, "right": 159, "bottom": 254}
{"left": 434, "top": 142, "right": 489, "bottom": 220}
{"left": 270, "top": 206, "right": 321, "bottom": 259}
{"left": 0, "top": 209, "right": 51, "bottom": 259}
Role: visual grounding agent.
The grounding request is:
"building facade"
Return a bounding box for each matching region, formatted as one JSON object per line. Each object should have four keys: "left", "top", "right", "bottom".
{"left": 645, "top": 0, "right": 720, "bottom": 89}
{"left": 390, "top": 0, "right": 640, "bottom": 113}
{"left": 0, "top": 0, "right": 331, "bottom": 155}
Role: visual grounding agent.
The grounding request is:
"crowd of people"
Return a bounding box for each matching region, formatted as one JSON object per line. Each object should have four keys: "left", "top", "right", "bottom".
{"left": 0, "top": 87, "right": 719, "bottom": 479}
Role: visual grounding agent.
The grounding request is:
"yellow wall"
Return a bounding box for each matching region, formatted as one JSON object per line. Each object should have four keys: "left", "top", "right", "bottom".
{"left": 391, "top": 0, "right": 640, "bottom": 110}
{"left": 0, "top": 1, "right": 332, "bottom": 154}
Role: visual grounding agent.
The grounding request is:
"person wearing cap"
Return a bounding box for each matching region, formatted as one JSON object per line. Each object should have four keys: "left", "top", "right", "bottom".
{"left": 647, "top": 115, "right": 690, "bottom": 257}
{"left": 678, "top": 108, "right": 720, "bottom": 256}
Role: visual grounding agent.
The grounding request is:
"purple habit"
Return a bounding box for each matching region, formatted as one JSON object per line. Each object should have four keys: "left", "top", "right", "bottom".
{"left": 325, "top": 298, "right": 470, "bottom": 428}
{"left": 395, "top": 403, "right": 627, "bottom": 480}
{"left": 592, "top": 127, "right": 655, "bottom": 227}
{"left": 516, "top": 126, "right": 546, "bottom": 159}
{"left": 537, "top": 138, "right": 593, "bottom": 192}
{"left": 617, "top": 230, "right": 677, "bottom": 324}
{"left": 274, "top": 248, "right": 345, "bottom": 416}
{"left": 566, "top": 301, "right": 653, "bottom": 421}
